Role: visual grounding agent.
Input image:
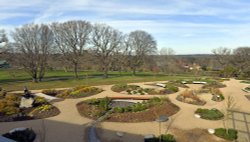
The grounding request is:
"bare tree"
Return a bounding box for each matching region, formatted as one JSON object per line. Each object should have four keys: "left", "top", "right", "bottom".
{"left": 0, "top": 29, "right": 8, "bottom": 54}
{"left": 51, "top": 20, "right": 92, "bottom": 78}
{"left": 212, "top": 47, "right": 232, "bottom": 66}
{"left": 159, "top": 47, "right": 177, "bottom": 73}
{"left": 91, "top": 24, "right": 123, "bottom": 78}
{"left": 233, "top": 47, "right": 250, "bottom": 77}
{"left": 222, "top": 95, "right": 237, "bottom": 134}
{"left": 127, "top": 30, "right": 157, "bottom": 75}
{"left": 12, "top": 24, "right": 54, "bottom": 82}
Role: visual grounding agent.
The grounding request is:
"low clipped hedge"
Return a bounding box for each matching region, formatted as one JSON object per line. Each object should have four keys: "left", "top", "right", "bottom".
{"left": 214, "top": 128, "right": 237, "bottom": 141}
{"left": 195, "top": 108, "right": 224, "bottom": 120}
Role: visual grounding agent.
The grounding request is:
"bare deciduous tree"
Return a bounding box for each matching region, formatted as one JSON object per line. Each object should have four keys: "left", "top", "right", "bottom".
{"left": 0, "top": 29, "right": 8, "bottom": 54}
{"left": 127, "top": 30, "right": 157, "bottom": 75}
{"left": 51, "top": 20, "right": 92, "bottom": 78}
{"left": 212, "top": 47, "right": 232, "bottom": 66}
{"left": 12, "top": 24, "right": 53, "bottom": 82}
{"left": 91, "top": 24, "right": 123, "bottom": 78}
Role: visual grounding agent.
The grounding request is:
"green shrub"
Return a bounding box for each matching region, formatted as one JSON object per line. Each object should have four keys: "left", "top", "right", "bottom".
{"left": 113, "top": 107, "right": 124, "bottom": 113}
{"left": 166, "top": 85, "right": 179, "bottom": 93}
{"left": 3, "top": 128, "right": 36, "bottom": 142}
{"left": 195, "top": 108, "right": 224, "bottom": 120}
{"left": 214, "top": 128, "right": 238, "bottom": 141}
{"left": 34, "top": 104, "right": 52, "bottom": 112}
{"left": 111, "top": 84, "right": 128, "bottom": 92}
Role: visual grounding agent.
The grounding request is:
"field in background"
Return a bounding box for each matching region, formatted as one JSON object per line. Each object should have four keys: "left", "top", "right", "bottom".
{"left": 0, "top": 69, "right": 206, "bottom": 91}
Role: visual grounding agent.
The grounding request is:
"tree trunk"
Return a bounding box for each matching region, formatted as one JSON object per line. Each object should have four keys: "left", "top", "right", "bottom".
{"left": 74, "top": 63, "right": 79, "bottom": 78}
{"left": 104, "top": 67, "right": 108, "bottom": 78}
{"left": 132, "top": 67, "right": 136, "bottom": 76}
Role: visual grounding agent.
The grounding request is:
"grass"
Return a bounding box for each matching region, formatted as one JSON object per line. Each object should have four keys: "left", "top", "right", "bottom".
{"left": 0, "top": 69, "right": 204, "bottom": 91}
{"left": 241, "top": 80, "right": 250, "bottom": 84}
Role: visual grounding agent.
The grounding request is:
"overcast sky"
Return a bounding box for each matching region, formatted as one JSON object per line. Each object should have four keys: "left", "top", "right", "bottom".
{"left": 1, "top": 0, "right": 250, "bottom": 54}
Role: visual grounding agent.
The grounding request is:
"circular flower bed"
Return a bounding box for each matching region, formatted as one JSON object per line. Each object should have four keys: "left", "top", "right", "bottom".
{"left": 0, "top": 93, "right": 60, "bottom": 122}
{"left": 76, "top": 97, "right": 180, "bottom": 122}
{"left": 111, "top": 84, "right": 178, "bottom": 95}
{"left": 44, "top": 85, "right": 103, "bottom": 99}
{"left": 176, "top": 90, "right": 206, "bottom": 106}
{"left": 195, "top": 108, "right": 224, "bottom": 120}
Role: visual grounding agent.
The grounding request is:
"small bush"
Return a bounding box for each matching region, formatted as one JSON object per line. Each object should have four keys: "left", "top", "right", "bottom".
{"left": 111, "top": 84, "right": 128, "bottom": 92}
{"left": 195, "top": 108, "right": 224, "bottom": 120}
{"left": 3, "top": 128, "right": 36, "bottom": 142}
{"left": 214, "top": 128, "right": 238, "bottom": 141}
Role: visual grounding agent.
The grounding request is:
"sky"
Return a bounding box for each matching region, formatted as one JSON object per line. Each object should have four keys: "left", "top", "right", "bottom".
{"left": 1, "top": 0, "right": 250, "bottom": 54}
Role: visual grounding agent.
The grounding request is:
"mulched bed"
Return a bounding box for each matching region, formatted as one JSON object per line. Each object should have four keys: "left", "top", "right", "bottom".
{"left": 245, "top": 95, "right": 250, "bottom": 101}
{"left": 107, "top": 102, "right": 180, "bottom": 122}
{"left": 0, "top": 106, "right": 60, "bottom": 122}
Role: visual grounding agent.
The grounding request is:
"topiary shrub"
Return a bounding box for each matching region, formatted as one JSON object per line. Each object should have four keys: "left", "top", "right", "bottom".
{"left": 2, "top": 128, "right": 36, "bottom": 142}
{"left": 195, "top": 108, "right": 224, "bottom": 120}
{"left": 214, "top": 128, "right": 238, "bottom": 141}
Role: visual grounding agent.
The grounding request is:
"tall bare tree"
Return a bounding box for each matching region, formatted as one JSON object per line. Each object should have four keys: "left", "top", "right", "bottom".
{"left": 233, "top": 47, "right": 250, "bottom": 77}
{"left": 212, "top": 47, "right": 232, "bottom": 66}
{"left": 51, "top": 20, "right": 92, "bottom": 78}
{"left": 91, "top": 24, "right": 123, "bottom": 78}
{"left": 12, "top": 24, "right": 53, "bottom": 82}
{"left": 127, "top": 30, "right": 157, "bottom": 75}
{"left": 0, "top": 29, "right": 8, "bottom": 54}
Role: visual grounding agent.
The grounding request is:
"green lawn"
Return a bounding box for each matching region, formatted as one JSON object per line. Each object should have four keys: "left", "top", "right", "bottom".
{"left": 0, "top": 69, "right": 207, "bottom": 91}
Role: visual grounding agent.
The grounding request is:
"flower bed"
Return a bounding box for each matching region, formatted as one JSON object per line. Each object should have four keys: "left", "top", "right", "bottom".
{"left": 76, "top": 97, "right": 180, "bottom": 122}
{"left": 56, "top": 85, "right": 103, "bottom": 98}
{"left": 0, "top": 93, "right": 60, "bottom": 122}
{"left": 176, "top": 90, "right": 206, "bottom": 105}
{"left": 195, "top": 108, "right": 224, "bottom": 120}
{"left": 112, "top": 84, "right": 178, "bottom": 95}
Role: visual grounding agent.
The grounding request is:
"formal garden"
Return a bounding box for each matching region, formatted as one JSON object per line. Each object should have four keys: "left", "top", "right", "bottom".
{"left": 0, "top": 89, "right": 60, "bottom": 122}
{"left": 76, "top": 97, "right": 180, "bottom": 122}
{"left": 111, "top": 83, "right": 179, "bottom": 95}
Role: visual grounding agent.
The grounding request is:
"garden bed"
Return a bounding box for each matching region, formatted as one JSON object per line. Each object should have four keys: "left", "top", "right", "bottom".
{"left": 195, "top": 108, "right": 224, "bottom": 120}
{"left": 111, "top": 84, "right": 179, "bottom": 95}
{"left": 214, "top": 128, "right": 238, "bottom": 141}
{"left": 0, "top": 93, "right": 60, "bottom": 122}
{"left": 43, "top": 85, "right": 103, "bottom": 99}
{"left": 76, "top": 97, "right": 180, "bottom": 122}
{"left": 176, "top": 90, "right": 206, "bottom": 106}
